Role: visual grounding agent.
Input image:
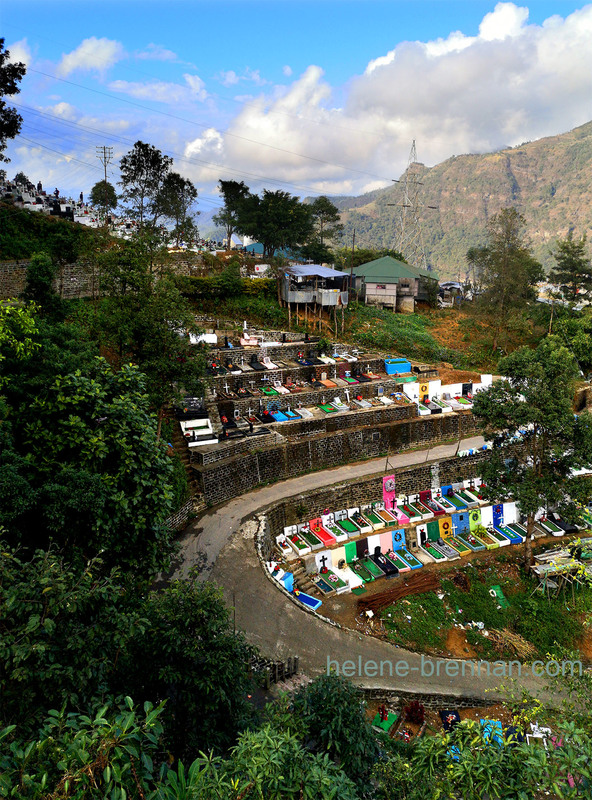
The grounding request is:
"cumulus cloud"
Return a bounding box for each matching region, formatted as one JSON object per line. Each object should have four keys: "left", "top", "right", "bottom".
{"left": 57, "top": 37, "right": 125, "bottom": 76}
{"left": 136, "top": 43, "right": 177, "bottom": 61}
{"left": 6, "top": 38, "right": 32, "bottom": 67}
{"left": 109, "top": 73, "right": 207, "bottom": 104}
{"left": 180, "top": 3, "right": 592, "bottom": 196}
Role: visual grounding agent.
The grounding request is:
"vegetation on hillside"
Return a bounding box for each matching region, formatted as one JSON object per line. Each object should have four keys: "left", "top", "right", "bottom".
{"left": 336, "top": 120, "right": 592, "bottom": 277}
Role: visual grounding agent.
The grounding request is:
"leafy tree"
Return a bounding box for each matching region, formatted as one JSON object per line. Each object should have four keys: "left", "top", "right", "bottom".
{"left": 0, "top": 39, "right": 26, "bottom": 162}
{"left": 0, "top": 301, "right": 39, "bottom": 381}
{"left": 158, "top": 170, "right": 199, "bottom": 247}
{"left": 236, "top": 189, "right": 314, "bottom": 258}
{"left": 549, "top": 230, "right": 592, "bottom": 303}
{"left": 3, "top": 358, "right": 177, "bottom": 575}
{"left": 119, "top": 140, "right": 172, "bottom": 229}
{"left": 13, "top": 170, "right": 30, "bottom": 186}
{"left": 472, "top": 207, "right": 543, "bottom": 351}
{"left": 212, "top": 179, "right": 250, "bottom": 249}
{"left": 97, "top": 238, "right": 205, "bottom": 435}
{"left": 292, "top": 674, "right": 379, "bottom": 785}
{"left": 0, "top": 546, "right": 148, "bottom": 730}
{"left": 301, "top": 195, "right": 343, "bottom": 262}
{"left": 89, "top": 178, "right": 118, "bottom": 219}
{"left": 21, "top": 252, "right": 63, "bottom": 319}
{"left": 115, "top": 574, "right": 255, "bottom": 760}
{"left": 472, "top": 336, "right": 592, "bottom": 565}
{"left": 0, "top": 697, "right": 165, "bottom": 799}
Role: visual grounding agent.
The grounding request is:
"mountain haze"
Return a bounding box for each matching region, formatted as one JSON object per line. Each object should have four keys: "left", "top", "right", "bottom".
{"left": 334, "top": 121, "right": 592, "bottom": 280}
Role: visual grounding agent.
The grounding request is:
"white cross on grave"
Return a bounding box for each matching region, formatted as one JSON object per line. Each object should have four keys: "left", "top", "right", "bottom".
{"left": 223, "top": 381, "right": 230, "bottom": 394}
{"left": 451, "top": 521, "right": 458, "bottom": 535}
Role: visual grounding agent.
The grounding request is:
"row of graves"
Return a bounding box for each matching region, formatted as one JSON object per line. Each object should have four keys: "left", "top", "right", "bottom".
{"left": 267, "top": 475, "right": 589, "bottom": 610}
{"left": 189, "top": 329, "right": 490, "bottom": 443}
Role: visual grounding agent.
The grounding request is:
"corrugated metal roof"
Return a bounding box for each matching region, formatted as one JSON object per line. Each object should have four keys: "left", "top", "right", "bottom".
{"left": 352, "top": 255, "right": 436, "bottom": 281}
{"left": 285, "top": 264, "right": 347, "bottom": 279}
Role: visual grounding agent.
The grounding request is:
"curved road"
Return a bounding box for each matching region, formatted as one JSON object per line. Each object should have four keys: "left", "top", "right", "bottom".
{"left": 175, "top": 436, "right": 547, "bottom": 700}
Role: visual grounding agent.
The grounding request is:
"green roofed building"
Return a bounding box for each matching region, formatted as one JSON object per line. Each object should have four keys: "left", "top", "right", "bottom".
{"left": 352, "top": 255, "right": 438, "bottom": 312}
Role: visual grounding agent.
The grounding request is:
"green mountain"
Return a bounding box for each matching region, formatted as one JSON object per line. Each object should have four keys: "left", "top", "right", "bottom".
{"left": 333, "top": 121, "right": 592, "bottom": 279}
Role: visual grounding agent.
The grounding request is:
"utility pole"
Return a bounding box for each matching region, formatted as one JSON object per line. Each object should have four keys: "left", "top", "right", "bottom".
{"left": 349, "top": 228, "right": 356, "bottom": 298}
{"left": 95, "top": 145, "right": 113, "bottom": 225}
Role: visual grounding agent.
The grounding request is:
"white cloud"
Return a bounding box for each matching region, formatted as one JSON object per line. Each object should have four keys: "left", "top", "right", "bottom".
{"left": 109, "top": 73, "right": 207, "bottom": 104}
{"left": 57, "top": 37, "right": 125, "bottom": 76}
{"left": 185, "top": 128, "right": 224, "bottom": 158}
{"left": 177, "top": 3, "right": 592, "bottom": 197}
{"left": 136, "top": 43, "right": 177, "bottom": 61}
{"left": 283, "top": 65, "right": 293, "bottom": 77}
{"left": 216, "top": 67, "right": 268, "bottom": 87}
{"left": 6, "top": 38, "right": 32, "bottom": 67}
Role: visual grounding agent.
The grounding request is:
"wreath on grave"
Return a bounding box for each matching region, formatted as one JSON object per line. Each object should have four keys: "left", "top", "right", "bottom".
{"left": 471, "top": 512, "right": 479, "bottom": 521}
{"left": 394, "top": 532, "right": 403, "bottom": 543}
{"left": 384, "top": 478, "right": 396, "bottom": 493}
{"left": 328, "top": 574, "right": 339, "bottom": 582}
{"left": 494, "top": 505, "right": 502, "bottom": 514}
{"left": 443, "top": 521, "right": 450, "bottom": 531}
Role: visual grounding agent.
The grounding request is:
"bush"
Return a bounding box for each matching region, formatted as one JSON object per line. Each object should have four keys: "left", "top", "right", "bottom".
{"left": 403, "top": 700, "right": 425, "bottom": 725}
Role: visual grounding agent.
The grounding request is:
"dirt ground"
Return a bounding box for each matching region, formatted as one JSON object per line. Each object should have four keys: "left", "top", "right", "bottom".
{"left": 435, "top": 365, "right": 486, "bottom": 385}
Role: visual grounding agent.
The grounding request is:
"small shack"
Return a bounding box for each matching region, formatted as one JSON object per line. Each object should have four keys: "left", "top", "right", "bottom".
{"left": 352, "top": 256, "right": 437, "bottom": 312}
{"left": 280, "top": 264, "right": 349, "bottom": 331}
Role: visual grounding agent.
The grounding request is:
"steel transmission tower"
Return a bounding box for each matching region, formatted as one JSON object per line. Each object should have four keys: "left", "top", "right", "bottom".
{"left": 392, "top": 140, "right": 436, "bottom": 272}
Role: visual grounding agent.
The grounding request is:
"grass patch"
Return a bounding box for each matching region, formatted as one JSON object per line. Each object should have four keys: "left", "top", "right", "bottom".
{"left": 381, "top": 556, "right": 592, "bottom": 661}
{"left": 383, "top": 591, "right": 449, "bottom": 651}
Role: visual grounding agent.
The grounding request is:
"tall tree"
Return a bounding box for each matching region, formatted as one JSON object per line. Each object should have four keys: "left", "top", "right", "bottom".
{"left": 472, "top": 336, "right": 592, "bottom": 565}
{"left": 309, "top": 195, "right": 343, "bottom": 249}
{"left": 212, "top": 179, "right": 250, "bottom": 249}
{"left": 0, "top": 39, "right": 26, "bottom": 162}
{"left": 89, "top": 178, "right": 118, "bottom": 220}
{"left": 236, "top": 189, "right": 314, "bottom": 258}
{"left": 119, "top": 141, "right": 172, "bottom": 229}
{"left": 157, "top": 170, "right": 199, "bottom": 247}
{"left": 471, "top": 208, "right": 543, "bottom": 351}
{"left": 97, "top": 238, "right": 205, "bottom": 436}
{"left": 549, "top": 230, "right": 592, "bottom": 303}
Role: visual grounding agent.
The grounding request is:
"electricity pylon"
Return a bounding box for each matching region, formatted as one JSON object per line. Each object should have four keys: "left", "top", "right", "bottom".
{"left": 390, "top": 140, "right": 436, "bottom": 272}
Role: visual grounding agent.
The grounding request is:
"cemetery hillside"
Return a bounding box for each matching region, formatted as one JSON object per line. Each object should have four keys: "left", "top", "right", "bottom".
{"left": 5, "top": 30, "right": 592, "bottom": 800}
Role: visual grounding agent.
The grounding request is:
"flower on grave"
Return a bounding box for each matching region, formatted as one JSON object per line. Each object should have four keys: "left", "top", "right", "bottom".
{"left": 328, "top": 574, "right": 339, "bottom": 582}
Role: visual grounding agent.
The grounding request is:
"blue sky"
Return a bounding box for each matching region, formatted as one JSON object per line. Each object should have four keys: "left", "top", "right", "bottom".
{"left": 3, "top": 1, "right": 592, "bottom": 210}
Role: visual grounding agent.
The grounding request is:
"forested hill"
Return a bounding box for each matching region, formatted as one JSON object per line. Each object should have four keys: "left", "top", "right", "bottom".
{"left": 333, "top": 120, "right": 592, "bottom": 279}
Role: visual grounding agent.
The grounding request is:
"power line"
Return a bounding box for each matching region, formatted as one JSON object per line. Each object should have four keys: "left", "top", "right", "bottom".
{"left": 27, "top": 67, "right": 393, "bottom": 183}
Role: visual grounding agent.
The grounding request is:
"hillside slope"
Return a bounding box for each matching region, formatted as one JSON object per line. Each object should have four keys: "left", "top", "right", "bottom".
{"left": 335, "top": 121, "right": 592, "bottom": 279}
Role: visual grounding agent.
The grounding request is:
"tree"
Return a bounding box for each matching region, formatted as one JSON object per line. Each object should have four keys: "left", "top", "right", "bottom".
{"left": 13, "top": 170, "right": 30, "bottom": 186}
{"left": 212, "top": 179, "right": 250, "bottom": 249}
{"left": 0, "top": 545, "right": 149, "bottom": 730}
{"left": 21, "top": 251, "right": 63, "bottom": 319}
{"left": 471, "top": 208, "right": 543, "bottom": 351}
{"left": 97, "top": 238, "right": 205, "bottom": 436}
{"left": 3, "top": 358, "right": 178, "bottom": 576}
{"left": 292, "top": 674, "right": 379, "bottom": 785}
{"left": 472, "top": 336, "right": 592, "bottom": 565}
{"left": 115, "top": 574, "right": 255, "bottom": 760}
{"left": 89, "top": 178, "right": 118, "bottom": 219}
{"left": 333, "top": 247, "right": 407, "bottom": 271}
{"left": 0, "top": 39, "right": 26, "bottom": 162}
{"left": 0, "top": 697, "right": 165, "bottom": 799}
{"left": 119, "top": 140, "right": 172, "bottom": 229}
{"left": 0, "top": 301, "right": 38, "bottom": 382}
{"left": 301, "top": 195, "right": 343, "bottom": 262}
{"left": 158, "top": 170, "right": 199, "bottom": 247}
{"left": 235, "top": 189, "right": 314, "bottom": 258}
{"left": 549, "top": 231, "right": 592, "bottom": 303}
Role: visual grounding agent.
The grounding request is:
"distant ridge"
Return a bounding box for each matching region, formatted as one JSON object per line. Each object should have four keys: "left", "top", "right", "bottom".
{"left": 333, "top": 121, "right": 592, "bottom": 279}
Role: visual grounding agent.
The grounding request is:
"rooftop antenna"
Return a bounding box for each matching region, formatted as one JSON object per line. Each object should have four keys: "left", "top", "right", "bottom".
{"left": 389, "top": 140, "right": 437, "bottom": 272}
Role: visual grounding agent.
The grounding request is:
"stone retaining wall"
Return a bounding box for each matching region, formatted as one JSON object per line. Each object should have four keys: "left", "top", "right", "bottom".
{"left": 362, "top": 687, "right": 492, "bottom": 709}
{"left": 193, "top": 414, "right": 482, "bottom": 506}
{"left": 255, "top": 450, "right": 488, "bottom": 558}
